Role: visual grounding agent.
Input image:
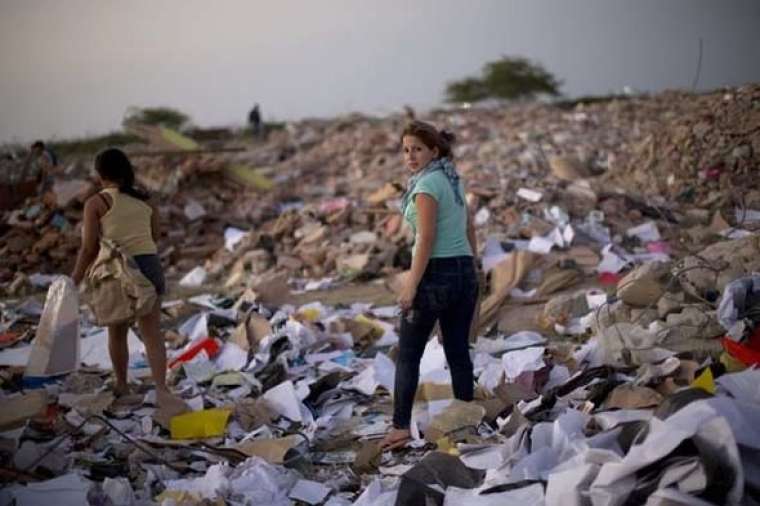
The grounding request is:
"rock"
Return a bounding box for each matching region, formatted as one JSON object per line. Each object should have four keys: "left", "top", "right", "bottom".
{"left": 617, "top": 261, "right": 671, "bottom": 307}
{"left": 541, "top": 289, "right": 590, "bottom": 328}
{"left": 590, "top": 299, "right": 632, "bottom": 335}
{"left": 657, "top": 306, "right": 725, "bottom": 346}
{"left": 549, "top": 156, "right": 590, "bottom": 180}
{"left": 349, "top": 230, "right": 378, "bottom": 245}
{"left": 183, "top": 199, "right": 206, "bottom": 221}
{"left": 276, "top": 255, "right": 303, "bottom": 271}
{"left": 337, "top": 253, "right": 370, "bottom": 275}
{"left": 678, "top": 236, "right": 760, "bottom": 297}
{"left": 657, "top": 291, "right": 685, "bottom": 318}
{"left": 629, "top": 308, "right": 660, "bottom": 328}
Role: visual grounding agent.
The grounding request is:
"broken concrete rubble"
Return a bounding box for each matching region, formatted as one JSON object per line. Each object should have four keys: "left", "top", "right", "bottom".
{"left": 616, "top": 260, "right": 670, "bottom": 307}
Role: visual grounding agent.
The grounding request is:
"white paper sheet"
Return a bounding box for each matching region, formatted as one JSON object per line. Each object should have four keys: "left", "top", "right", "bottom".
{"left": 420, "top": 338, "right": 448, "bottom": 380}
{"left": 184, "top": 199, "right": 206, "bottom": 221}
{"left": 224, "top": 227, "right": 249, "bottom": 251}
{"left": 528, "top": 234, "right": 555, "bottom": 254}
{"left": 228, "top": 456, "right": 299, "bottom": 506}
{"left": 458, "top": 444, "right": 507, "bottom": 470}
{"left": 1, "top": 473, "right": 92, "bottom": 506}
{"left": 545, "top": 463, "right": 599, "bottom": 506}
{"left": 502, "top": 346, "right": 545, "bottom": 380}
{"left": 593, "top": 409, "right": 653, "bottom": 430}
{"left": 179, "top": 266, "right": 208, "bottom": 287}
{"left": 370, "top": 306, "right": 400, "bottom": 319}
{"left": 351, "top": 478, "right": 399, "bottom": 506}
{"left": 482, "top": 236, "right": 509, "bottom": 273}
{"left": 213, "top": 342, "right": 248, "bottom": 371}
{"left": 289, "top": 479, "right": 332, "bottom": 504}
{"left": 80, "top": 328, "right": 144, "bottom": 370}
{"left": 590, "top": 399, "right": 744, "bottom": 505}
{"left": 517, "top": 188, "right": 543, "bottom": 202}
{"left": 164, "top": 462, "right": 230, "bottom": 500}
{"left": 178, "top": 312, "right": 209, "bottom": 342}
{"left": 476, "top": 331, "right": 546, "bottom": 355}
{"left": 0, "top": 344, "right": 32, "bottom": 367}
{"left": 443, "top": 483, "right": 545, "bottom": 505}
{"left": 474, "top": 207, "right": 490, "bottom": 226}
{"left": 597, "top": 244, "right": 629, "bottom": 273}
{"left": 716, "top": 368, "right": 760, "bottom": 404}
{"left": 262, "top": 380, "right": 304, "bottom": 422}
{"left": 626, "top": 222, "right": 661, "bottom": 242}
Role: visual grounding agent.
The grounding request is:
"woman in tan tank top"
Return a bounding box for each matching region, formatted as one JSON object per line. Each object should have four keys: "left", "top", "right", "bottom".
{"left": 71, "top": 148, "right": 180, "bottom": 409}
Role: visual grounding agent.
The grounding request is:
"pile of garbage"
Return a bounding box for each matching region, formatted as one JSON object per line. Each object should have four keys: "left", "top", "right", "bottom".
{"left": 1, "top": 83, "right": 759, "bottom": 504}
{"left": 3, "top": 85, "right": 758, "bottom": 296}
{"left": 1, "top": 265, "right": 760, "bottom": 505}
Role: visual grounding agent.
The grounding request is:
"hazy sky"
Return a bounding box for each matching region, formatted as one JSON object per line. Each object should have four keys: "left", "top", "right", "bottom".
{"left": 2, "top": 0, "right": 759, "bottom": 144}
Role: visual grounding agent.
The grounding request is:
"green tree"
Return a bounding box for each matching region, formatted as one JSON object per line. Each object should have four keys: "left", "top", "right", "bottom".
{"left": 446, "top": 56, "right": 561, "bottom": 103}
{"left": 123, "top": 106, "right": 190, "bottom": 130}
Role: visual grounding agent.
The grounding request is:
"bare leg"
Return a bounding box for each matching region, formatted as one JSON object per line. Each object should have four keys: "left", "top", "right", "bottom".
{"left": 136, "top": 301, "right": 169, "bottom": 398}
{"left": 108, "top": 322, "right": 130, "bottom": 395}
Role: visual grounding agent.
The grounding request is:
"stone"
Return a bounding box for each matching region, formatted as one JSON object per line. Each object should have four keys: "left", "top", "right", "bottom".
{"left": 617, "top": 261, "right": 670, "bottom": 307}
{"left": 657, "top": 291, "right": 685, "bottom": 318}
{"left": 678, "top": 236, "right": 760, "bottom": 297}
{"left": 549, "top": 155, "right": 591, "bottom": 180}
{"left": 337, "top": 253, "right": 370, "bottom": 274}
{"left": 541, "top": 289, "right": 590, "bottom": 328}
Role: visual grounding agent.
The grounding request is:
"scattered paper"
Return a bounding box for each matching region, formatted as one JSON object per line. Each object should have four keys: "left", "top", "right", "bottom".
{"left": 180, "top": 266, "right": 208, "bottom": 287}
{"left": 224, "top": 227, "right": 249, "bottom": 251}
{"left": 289, "top": 479, "right": 332, "bottom": 505}
{"left": 1, "top": 473, "right": 91, "bottom": 506}
{"left": 262, "top": 380, "right": 304, "bottom": 422}
{"left": 517, "top": 188, "right": 543, "bottom": 202}
{"left": 626, "top": 221, "right": 661, "bottom": 242}
{"left": 502, "top": 346, "right": 545, "bottom": 380}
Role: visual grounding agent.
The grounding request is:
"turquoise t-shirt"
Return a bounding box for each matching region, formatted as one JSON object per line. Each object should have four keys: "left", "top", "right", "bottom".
{"left": 403, "top": 170, "right": 472, "bottom": 258}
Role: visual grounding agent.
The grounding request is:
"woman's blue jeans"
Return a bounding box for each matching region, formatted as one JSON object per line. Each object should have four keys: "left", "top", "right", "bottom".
{"left": 393, "top": 256, "right": 479, "bottom": 429}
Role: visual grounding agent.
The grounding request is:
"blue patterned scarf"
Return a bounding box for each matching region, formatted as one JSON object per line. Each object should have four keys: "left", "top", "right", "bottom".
{"left": 401, "top": 157, "right": 464, "bottom": 215}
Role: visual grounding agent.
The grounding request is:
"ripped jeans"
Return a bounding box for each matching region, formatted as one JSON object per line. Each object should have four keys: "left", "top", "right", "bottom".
{"left": 393, "top": 256, "right": 479, "bottom": 429}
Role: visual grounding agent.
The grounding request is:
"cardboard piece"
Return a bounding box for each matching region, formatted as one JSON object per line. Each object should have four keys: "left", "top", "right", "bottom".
{"left": 0, "top": 390, "right": 48, "bottom": 431}
{"left": 235, "top": 435, "right": 301, "bottom": 464}
{"left": 478, "top": 251, "right": 535, "bottom": 334}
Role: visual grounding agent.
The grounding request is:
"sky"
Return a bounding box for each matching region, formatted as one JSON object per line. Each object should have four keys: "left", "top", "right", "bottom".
{"left": 1, "top": 0, "right": 759, "bottom": 144}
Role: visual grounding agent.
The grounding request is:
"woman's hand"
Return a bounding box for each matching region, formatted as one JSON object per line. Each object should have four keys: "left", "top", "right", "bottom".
{"left": 398, "top": 280, "right": 417, "bottom": 311}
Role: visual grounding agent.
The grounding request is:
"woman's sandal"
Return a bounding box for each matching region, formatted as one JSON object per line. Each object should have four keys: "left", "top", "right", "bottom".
{"left": 380, "top": 428, "right": 413, "bottom": 451}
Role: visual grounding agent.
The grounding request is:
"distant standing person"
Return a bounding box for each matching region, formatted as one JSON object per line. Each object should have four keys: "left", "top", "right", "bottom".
{"left": 19, "top": 140, "right": 58, "bottom": 192}
{"left": 248, "top": 103, "right": 262, "bottom": 137}
{"left": 381, "top": 121, "right": 479, "bottom": 449}
{"left": 70, "top": 148, "right": 178, "bottom": 407}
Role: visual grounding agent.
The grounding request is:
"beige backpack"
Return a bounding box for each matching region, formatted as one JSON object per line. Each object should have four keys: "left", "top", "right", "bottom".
{"left": 82, "top": 239, "right": 157, "bottom": 326}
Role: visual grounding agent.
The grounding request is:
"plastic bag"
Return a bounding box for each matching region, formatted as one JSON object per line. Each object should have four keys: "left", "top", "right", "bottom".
{"left": 25, "top": 276, "right": 80, "bottom": 379}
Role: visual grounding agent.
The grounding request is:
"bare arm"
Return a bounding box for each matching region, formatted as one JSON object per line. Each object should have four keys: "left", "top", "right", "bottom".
{"left": 409, "top": 194, "right": 437, "bottom": 287}
{"left": 399, "top": 193, "right": 437, "bottom": 309}
{"left": 71, "top": 197, "right": 103, "bottom": 284}
{"left": 467, "top": 206, "right": 477, "bottom": 259}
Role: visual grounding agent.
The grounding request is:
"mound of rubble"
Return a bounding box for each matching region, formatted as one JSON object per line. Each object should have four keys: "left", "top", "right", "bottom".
{"left": 1, "top": 84, "right": 759, "bottom": 505}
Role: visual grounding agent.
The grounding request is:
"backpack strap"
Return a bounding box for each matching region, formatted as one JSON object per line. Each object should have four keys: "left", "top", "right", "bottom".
{"left": 97, "top": 191, "right": 112, "bottom": 211}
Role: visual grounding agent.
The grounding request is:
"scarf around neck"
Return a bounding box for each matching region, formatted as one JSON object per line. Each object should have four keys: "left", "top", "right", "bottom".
{"left": 401, "top": 157, "right": 464, "bottom": 215}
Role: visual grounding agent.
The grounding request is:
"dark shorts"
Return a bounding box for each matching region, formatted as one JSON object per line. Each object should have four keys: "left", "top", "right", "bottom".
{"left": 133, "top": 254, "right": 166, "bottom": 296}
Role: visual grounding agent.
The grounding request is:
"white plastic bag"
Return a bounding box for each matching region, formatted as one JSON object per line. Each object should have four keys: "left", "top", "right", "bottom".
{"left": 25, "top": 276, "right": 80, "bottom": 378}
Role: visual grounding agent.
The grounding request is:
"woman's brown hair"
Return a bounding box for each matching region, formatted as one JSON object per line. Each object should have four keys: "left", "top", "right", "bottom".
{"left": 400, "top": 120, "right": 456, "bottom": 159}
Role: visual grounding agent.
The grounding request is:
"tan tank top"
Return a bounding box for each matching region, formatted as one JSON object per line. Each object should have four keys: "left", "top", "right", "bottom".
{"left": 99, "top": 188, "right": 157, "bottom": 256}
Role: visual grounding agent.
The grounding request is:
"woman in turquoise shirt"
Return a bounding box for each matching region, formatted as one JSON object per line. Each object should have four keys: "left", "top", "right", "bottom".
{"left": 382, "top": 121, "right": 479, "bottom": 449}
